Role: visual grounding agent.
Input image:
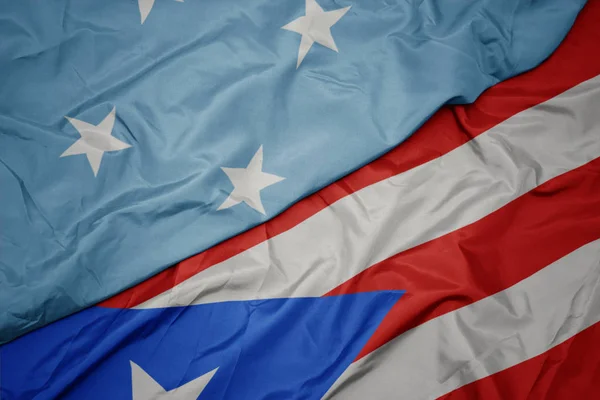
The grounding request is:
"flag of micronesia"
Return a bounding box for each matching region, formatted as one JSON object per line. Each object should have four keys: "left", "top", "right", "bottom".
{"left": 0, "top": 0, "right": 586, "bottom": 342}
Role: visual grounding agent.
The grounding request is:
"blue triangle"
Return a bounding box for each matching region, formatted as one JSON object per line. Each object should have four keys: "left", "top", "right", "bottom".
{"left": 2, "top": 291, "right": 403, "bottom": 399}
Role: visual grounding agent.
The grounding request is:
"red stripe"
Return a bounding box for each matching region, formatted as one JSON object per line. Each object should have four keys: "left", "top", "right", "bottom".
{"left": 101, "top": 0, "right": 600, "bottom": 309}
{"left": 328, "top": 157, "right": 600, "bottom": 360}
{"left": 439, "top": 321, "right": 600, "bottom": 400}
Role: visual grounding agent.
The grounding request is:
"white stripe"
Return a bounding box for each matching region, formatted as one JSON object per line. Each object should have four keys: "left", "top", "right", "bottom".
{"left": 323, "top": 239, "right": 600, "bottom": 400}
{"left": 138, "top": 74, "right": 600, "bottom": 309}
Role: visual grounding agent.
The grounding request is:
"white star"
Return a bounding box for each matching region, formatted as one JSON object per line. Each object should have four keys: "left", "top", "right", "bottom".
{"left": 218, "top": 146, "right": 285, "bottom": 215}
{"left": 131, "top": 361, "right": 218, "bottom": 400}
{"left": 61, "top": 107, "right": 131, "bottom": 177}
{"left": 282, "top": 0, "right": 351, "bottom": 68}
{"left": 138, "top": 0, "right": 184, "bottom": 24}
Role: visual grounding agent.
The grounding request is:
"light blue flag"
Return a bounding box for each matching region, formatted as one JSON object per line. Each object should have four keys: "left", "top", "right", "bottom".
{"left": 0, "top": 0, "right": 587, "bottom": 343}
